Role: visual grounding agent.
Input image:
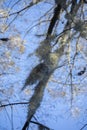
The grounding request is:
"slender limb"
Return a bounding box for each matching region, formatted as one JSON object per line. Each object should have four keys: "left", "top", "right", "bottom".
{"left": 46, "top": 4, "right": 61, "bottom": 38}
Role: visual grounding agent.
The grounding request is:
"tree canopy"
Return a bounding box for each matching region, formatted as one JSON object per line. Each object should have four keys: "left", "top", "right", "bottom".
{"left": 0, "top": 0, "right": 87, "bottom": 130}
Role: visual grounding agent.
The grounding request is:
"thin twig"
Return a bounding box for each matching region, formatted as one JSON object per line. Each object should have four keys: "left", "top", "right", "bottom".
{"left": 0, "top": 2, "right": 33, "bottom": 18}
{"left": 0, "top": 101, "right": 29, "bottom": 107}
{"left": 30, "top": 120, "right": 53, "bottom": 130}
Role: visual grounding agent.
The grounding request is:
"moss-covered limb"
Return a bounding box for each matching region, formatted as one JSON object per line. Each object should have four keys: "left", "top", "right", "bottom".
{"left": 22, "top": 63, "right": 49, "bottom": 90}
{"left": 35, "top": 39, "right": 52, "bottom": 61}
{"left": 22, "top": 73, "right": 52, "bottom": 130}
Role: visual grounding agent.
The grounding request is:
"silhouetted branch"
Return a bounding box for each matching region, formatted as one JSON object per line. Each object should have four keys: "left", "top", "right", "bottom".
{"left": 46, "top": 4, "right": 61, "bottom": 38}
{"left": 0, "top": 2, "right": 33, "bottom": 18}
{"left": 83, "top": 0, "right": 87, "bottom": 3}
{"left": 0, "top": 101, "right": 29, "bottom": 107}
{"left": 80, "top": 124, "right": 87, "bottom": 130}
{"left": 9, "top": 2, "right": 33, "bottom": 16}
{"left": 0, "top": 38, "right": 9, "bottom": 41}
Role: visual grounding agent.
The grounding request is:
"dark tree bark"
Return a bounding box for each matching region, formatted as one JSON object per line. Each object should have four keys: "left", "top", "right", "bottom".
{"left": 46, "top": 4, "right": 61, "bottom": 38}
{"left": 0, "top": 38, "right": 9, "bottom": 41}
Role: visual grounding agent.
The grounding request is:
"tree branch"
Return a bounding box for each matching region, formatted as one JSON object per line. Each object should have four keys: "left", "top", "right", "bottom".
{"left": 46, "top": 4, "right": 61, "bottom": 38}
{"left": 80, "top": 124, "right": 87, "bottom": 130}
{"left": 0, "top": 102, "right": 29, "bottom": 107}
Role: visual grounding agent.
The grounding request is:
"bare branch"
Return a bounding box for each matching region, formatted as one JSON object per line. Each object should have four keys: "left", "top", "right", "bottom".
{"left": 0, "top": 102, "right": 29, "bottom": 107}
{"left": 80, "top": 124, "right": 87, "bottom": 130}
